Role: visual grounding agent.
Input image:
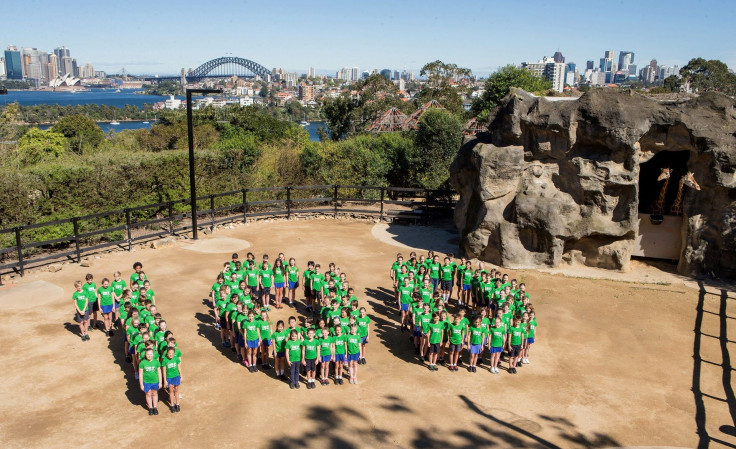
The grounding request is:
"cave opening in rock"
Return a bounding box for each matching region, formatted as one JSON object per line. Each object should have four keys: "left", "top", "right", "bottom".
{"left": 638, "top": 150, "right": 691, "bottom": 214}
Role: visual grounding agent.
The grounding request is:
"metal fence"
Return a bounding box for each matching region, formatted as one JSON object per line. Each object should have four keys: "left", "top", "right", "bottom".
{"left": 0, "top": 185, "right": 455, "bottom": 277}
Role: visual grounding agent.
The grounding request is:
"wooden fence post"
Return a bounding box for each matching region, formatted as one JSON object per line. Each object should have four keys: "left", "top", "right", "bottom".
{"left": 210, "top": 194, "right": 215, "bottom": 229}
{"left": 380, "top": 187, "right": 385, "bottom": 221}
{"left": 15, "top": 227, "right": 24, "bottom": 277}
{"left": 125, "top": 209, "right": 132, "bottom": 251}
{"left": 286, "top": 186, "right": 292, "bottom": 220}
{"left": 72, "top": 217, "right": 81, "bottom": 263}
{"left": 242, "top": 189, "right": 248, "bottom": 223}
{"left": 333, "top": 185, "right": 338, "bottom": 218}
{"left": 168, "top": 201, "right": 174, "bottom": 235}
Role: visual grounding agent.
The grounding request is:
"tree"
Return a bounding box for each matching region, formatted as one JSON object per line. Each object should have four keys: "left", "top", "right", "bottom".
{"left": 662, "top": 75, "right": 681, "bottom": 93}
{"left": 418, "top": 60, "right": 472, "bottom": 115}
{"left": 471, "top": 65, "right": 552, "bottom": 121}
{"left": 52, "top": 114, "right": 105, "bottom": 154}
{"left": 322, "top": 96, "right": 357, "bottom": 141}
{"left": 16, "top": 128, "right": 67, "bottom": 165}
{"left": 679, "top": 58, "right": 736, "bottom": 95}
{"left": 411, "top": 108, "right": 462, "bottom": 189}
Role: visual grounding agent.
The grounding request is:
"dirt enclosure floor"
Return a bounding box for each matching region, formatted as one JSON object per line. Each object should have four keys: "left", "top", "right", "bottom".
{"left": 0, "top": 219, "right": 734, "bottom": 449}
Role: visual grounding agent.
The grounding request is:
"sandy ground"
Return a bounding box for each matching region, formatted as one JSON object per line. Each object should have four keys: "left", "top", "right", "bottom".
{"left": 0, "top": 219, "right": 734, "bottom": 449}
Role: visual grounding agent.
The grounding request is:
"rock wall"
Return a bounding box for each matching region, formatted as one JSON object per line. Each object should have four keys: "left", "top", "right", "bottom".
{"left": 450, "top": 88, "right": 736, "bottom": 277}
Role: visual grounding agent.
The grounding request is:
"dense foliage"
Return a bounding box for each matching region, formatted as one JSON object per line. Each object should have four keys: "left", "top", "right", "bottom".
{"left": 471, "top": 65, "right": 552, "bottom": 121}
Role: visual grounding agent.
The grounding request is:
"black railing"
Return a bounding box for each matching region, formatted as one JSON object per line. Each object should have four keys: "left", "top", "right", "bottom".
{"left": 0, "top": 185, "right": 455, "bottom": 278}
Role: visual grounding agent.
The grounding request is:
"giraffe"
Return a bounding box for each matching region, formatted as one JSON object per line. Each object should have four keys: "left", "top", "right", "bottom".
{"left": 670, "top": 172, "right": 701, "bottom": 216}
{"left": 651, "top": 167, "right": 672, "bottom": 215}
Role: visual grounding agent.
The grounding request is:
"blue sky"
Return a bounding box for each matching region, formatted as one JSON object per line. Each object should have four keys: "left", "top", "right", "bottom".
{"left": 4, "top": 0, "right": 735, "bottom": 76}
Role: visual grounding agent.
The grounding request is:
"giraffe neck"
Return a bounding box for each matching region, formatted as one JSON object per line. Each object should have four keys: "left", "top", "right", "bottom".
{"left": 671, "top": 178, "right": 686, "bottom": 214}
{"left": 654, "top": 177, "right": 670, "bottom": 211}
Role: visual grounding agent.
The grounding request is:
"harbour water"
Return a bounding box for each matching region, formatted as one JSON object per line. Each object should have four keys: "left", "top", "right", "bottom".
{"left": 4, "top": 89, "right": 322, "bottom": 141}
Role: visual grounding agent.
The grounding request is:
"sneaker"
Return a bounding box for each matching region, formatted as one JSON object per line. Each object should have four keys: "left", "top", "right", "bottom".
{"left": 80, "top": 335, "right": 85, "bottom": 341}
{"left": 361, "top": 358, "right": 367, "bottom": 365}
{"left": 290, "top": 384, "right": 295, "bottom": 389}
{"left": 262, "top": 363, "right": 272, "bottom": 370}
{"left": 148, "top": 409, "right": 153, "bottom": 416}
{"left": 353, "top": 380, "right": 359, "bottom": 385}
{"left": 295, "top": 383, "right": 301, "bottom": 389}
{"left": 171, "top": 406, "right": 176, "bottom": 413}
{"left": 176, "top": 404, "right": 180, "bottom": 412}
{"left": 339, "top": 378, "right": 344, "bottom": 385}
{"left": 108, "top": 330, "right": 114, "bottom": 337}
{"left": 153, "top": 408, "right": 159, "bottom": 415}
{"left": 125, "top": 355, "right": 132, "bottom": 363}
{"left": 237, "top": 354, "right": 243, "bottom": 362}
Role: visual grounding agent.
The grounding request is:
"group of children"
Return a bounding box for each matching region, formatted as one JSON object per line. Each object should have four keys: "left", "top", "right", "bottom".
{"left": 390, "top": 251, "right": 538, "bottom": 374}
{"left": 209, "top": 252, "right": 371, "bottom": 388}
{"left": 72, "top": 262, "right": 183, "bottom": 415}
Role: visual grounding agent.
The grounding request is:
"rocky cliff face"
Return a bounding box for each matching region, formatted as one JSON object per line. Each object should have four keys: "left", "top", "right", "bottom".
{"left": 450, "top": 88, "right": 736, "bottom": 277}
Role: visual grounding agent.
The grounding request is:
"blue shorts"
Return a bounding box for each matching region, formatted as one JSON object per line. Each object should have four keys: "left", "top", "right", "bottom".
{"left": 321, "top": 355, "right": 331, "bottom": 363}
{"left": 261, "top": 339, "right": 272, "bottom": 347}
{"left": 334, "top": 354, "right": 345, "bottom": 363}
{"left": 490, "top": 346, "right": 502, "bottom": 354}
{"left": 276, "top": 351, "right": 285, "bottom": 358}
{"left": 470, "top": 344, "right": 482, "bottom": 354}
{"left": 236, "top": 334, "right": 245, "bottom": 346}
{"left": 101, "top": 304, "right": 114, "bottom": 314}
{"left": 361, "top": 336, "right": 368, "bottom": 344}
{"left": 347, "top": 353, "right": 360, "bottom": 362}
{"left": 219, "top": 315, "right": 228, "bottom": 328}
{"left": 412, "top": 326, "right": 422, "bottom": 337}
{"left": 527, "top": 337, "right": 535, "bottom": 344}
{"left": 462, "top": 284, "right": 471, "bottom": 291}
{"left": 167, "top": 376, "right": 181, "bottom": 386}
{"left": 246, "top": 339, "right": 259, "bottom": 349}
{"left": 441, "top": 280, "right": 452, "bottom": 291}
{"left": 114, "top": 301, "right": 121, "bottom": 309}
{"left": 143, "top": 382, "right": 159, "bottom": 392}
{"left": 274, "top": 282, "right": 285, "bottom": 289}
{"left": 288, "top": 281, "right": 298, "bottom": 290}
{"left": 400, "top": 303, "right": 409, "bottom": 312}
{"left": 128, "top": 346, "right": 135, "bottom": 355}
{"left": 430, "top": 278, "right": 440, "bottom": 289}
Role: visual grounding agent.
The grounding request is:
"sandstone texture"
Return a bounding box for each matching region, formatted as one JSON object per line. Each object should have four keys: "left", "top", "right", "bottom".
{"left": 450, "top": 88, "right": 736, "bottom": 277}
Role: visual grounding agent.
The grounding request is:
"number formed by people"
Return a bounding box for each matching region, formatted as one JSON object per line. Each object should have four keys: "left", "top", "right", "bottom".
{"left": 390, "top": 251, "right": 537, "bottom": 374}
{"left": 71, "top": 261, "right": 183, "bottom": 415}
{"left": 208, "top": 252, "right": 371, "bottom": 388}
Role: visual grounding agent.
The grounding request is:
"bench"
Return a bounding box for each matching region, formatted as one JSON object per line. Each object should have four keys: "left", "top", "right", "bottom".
{"left": 385, "top": 209, "right": 425, "bottom": 225}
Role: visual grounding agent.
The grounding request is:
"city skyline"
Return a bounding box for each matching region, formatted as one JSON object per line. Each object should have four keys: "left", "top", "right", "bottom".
{"left": 2, "top": 0, "right": 735, "bottom": 76}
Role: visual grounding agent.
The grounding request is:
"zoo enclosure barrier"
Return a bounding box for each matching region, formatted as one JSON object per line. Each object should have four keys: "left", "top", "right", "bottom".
{"left": 0, "top": 185, "right": 455, "bottom": 278}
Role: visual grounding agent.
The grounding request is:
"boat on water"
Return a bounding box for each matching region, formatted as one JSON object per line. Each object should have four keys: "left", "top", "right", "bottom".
{"left": 110, "top": 120, "right": 120, "bottom": 125}
{"left": 300, "top": 120, "right": 310, "bottom": 126}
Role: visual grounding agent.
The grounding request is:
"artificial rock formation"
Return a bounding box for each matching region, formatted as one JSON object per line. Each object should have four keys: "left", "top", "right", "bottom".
{"left": 450, "top": 88, "right": 736, "bottom": 277}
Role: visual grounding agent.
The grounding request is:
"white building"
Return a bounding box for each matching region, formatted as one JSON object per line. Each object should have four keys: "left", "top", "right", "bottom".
{"left": 239, "top": 97, "right": 254, "bottom": 106}
{"left": 164, "top": 95, "right": 182, "bottom": 109}
{"left": 308, "top": 67, "right": 315, "bottom": 78}
{"left": 521, "top": 56, "right": 566, "bottom": 92}
{"left": 589, "top": 70, "right": 607, "bottom": 86}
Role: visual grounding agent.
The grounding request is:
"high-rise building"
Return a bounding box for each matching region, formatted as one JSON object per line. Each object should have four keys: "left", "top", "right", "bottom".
{"left": 553, "top": 51, "right": 565, "bottom": 63}
{"left": 0, "top": 58, "right": 5, "bottom": 78}
{"left": 54, "top": 47, "right": 70, "bottom": 73}
{"left": 565, "top": 62, "right": 577, "bottom": 86}
{"left": 22, "top": 47, "right": 42, "bottom": 81}
{"left": 61, "top": 56, "right": 74, "bottom": 76}
{"left": 586, "top": 60, "right": 594, "bottom": 70}
{"left": 72, "top": 59, "right": 79, "bottom": 77}
{"left": 47, "top": 54, "right": 59, "bottom": 81}
{"left": 393, "top": 70, "right": 400, "bottom": 81}
{"left": 618, "top": 51, "right": 635, "bottom": 74}
{"left": 4, "top": 46, "right": 22, "bottom": 79}
{"left": 80, "top": 63, "right": 95, "bottom": 79}
{"left": 351, "top": 67, "right": 359, "bottom": 81}
{"left": 308, "top": 67, "right": 315, "bottom": 78}
{"left": 379, "top": 69, "right": 391, "bottom": 80}
{"left": 522, "top": 57, "right": 565, "bottom": 92}
{"left": 298, "top": 83, "right": 315, "bottom": 101}
{"left": 600, "top": 50, "right": 614, "bottom": 73}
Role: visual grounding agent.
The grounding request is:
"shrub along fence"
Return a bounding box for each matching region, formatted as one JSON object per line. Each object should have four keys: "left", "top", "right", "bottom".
{"left": 0, "top": 185, "right": 455, "bottom": 278}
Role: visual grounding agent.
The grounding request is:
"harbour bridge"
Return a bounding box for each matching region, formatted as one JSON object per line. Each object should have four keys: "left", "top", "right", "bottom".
{"left": 142, "top": 56, "right": 271, "bottom": 83}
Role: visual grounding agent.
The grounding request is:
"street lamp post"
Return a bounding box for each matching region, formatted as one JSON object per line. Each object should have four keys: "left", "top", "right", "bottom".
{"left": 186, "top": 88, "right": 222, "bottom": 240}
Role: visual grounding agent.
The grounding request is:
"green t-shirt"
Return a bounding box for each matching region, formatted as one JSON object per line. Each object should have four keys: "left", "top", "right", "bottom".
{"left": 419, "top": 313, "right": 433, "bottom": 333}
{"left": 398, "top": 286, "right": 413, "bottom": 304}
{"left": 319, "top": 337, "right": 333, "bottom": 356}
{"left": 273, "top": 267, "right": 285, "bottom": 284}
{"left": 303, "top": 269, "right": 314, "bottom": 290}
{"left": 356, "top": 316, "right": 370, "bottom": 338}
{"left": 243, "top": 319, "right": 260, "bottom": 341}
{"left": 259, "top": 269, "right": 273, "bottom": 288}
{"left": 462, "top": 269, "right": 473, "bottom": 285}
{"left": 311, "top": 273, "right": 326, "bottom": 291}
{"left": 441, "top": 265, "right": 454, "bottom": 281}
{"left": 333, "top": 334, "right": 347, "bottom": 354}
{"left": 287, "top": 266, "right": 300, "bottom": 283}
{"left": 489, "top": 326, "right": 506, "bottom": 347}
{"left": 130, "top": 272, "right": 146, "bottom": 284}
{"left": 419, "top": 287, "right": 432, "bottom": 303}
{"left": 72, "top": 290, "right": 88, "bottom": 311}
{"left": 96, "top": 285, "right": 114, "bottom": 306}
{"left": 447, "top": 322, "right": 465, "bottom": 345}
{"left": 391, "top": 261, "right": 403, "bottom": 279}
{"left": 509, "top": 326, "right": 524, "bottom": 346}
{"left": 258, "top": 319, "right": 272, "bottom": 339}
{"left": 111, "top": 279, "right": 127, "bottom": 298}
{"left": 468, "top": 326, "right": 487, "bottom": 345}
{"left": 528, "top": 318, "right": 537, "bottom": 338}
{"left": 346, "top": 334, "right": 361, "bottom": 355}
{"left": 245, "top": 269, "right": 259, "bottom": 287}
{"left": 427, "top": 322, "right": 444, "bottom": 344}
{"left": 139, "top": 358, "right": 161, "bottom": 384}
{"left": 162, "top": 355, "right": 180, "bottom": 378}
{"left": 272, "top": 329, "right": 289, "bottom": 353}
{"left": 428, "top": 262, "right": 441, "bottom": 279}
{"left": 303, "top": 338, "right": 319, "bottom": 360}
{"left": 285, "top": 340, "right": 302, "bottom": 362}
{"left": 83, "top": 281, "right": 97, "bottom": 303}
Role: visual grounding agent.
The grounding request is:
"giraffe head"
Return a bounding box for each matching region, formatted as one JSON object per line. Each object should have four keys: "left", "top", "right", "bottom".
{"left": 683, "top": 172, "right": 701, "bottom": 191}
{"left": 657, "top": 167, "right": 671, "bottom": 181}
